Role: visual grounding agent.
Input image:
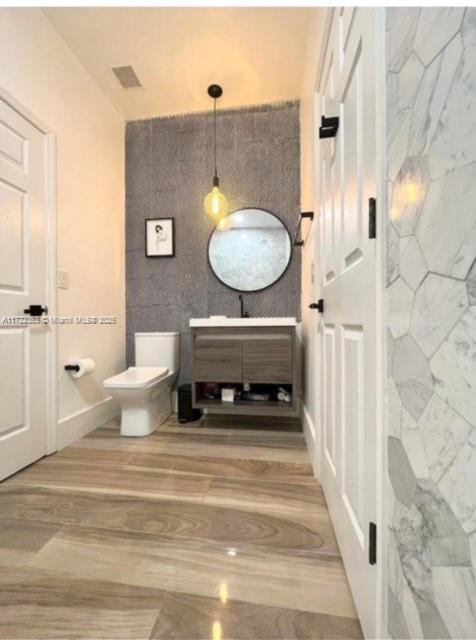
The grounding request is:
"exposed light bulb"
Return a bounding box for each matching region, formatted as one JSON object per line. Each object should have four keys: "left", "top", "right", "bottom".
{"left": 204, "top": 184, "right": 229, "bottom": 223}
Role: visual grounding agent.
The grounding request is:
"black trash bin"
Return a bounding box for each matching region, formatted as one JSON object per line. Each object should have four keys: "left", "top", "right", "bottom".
{"left": 178, "top": 384, "right": 202, "bottom": 423}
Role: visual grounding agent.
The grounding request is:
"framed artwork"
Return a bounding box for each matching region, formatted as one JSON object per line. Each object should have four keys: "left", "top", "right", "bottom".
{"left": 145, "top": 218, "right": 175, "bottom": 257}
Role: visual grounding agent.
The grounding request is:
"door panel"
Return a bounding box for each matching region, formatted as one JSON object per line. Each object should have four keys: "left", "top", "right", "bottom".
{"left": 0, "top": 329, "right": 26, "bottom": 435}
{"left": 317, "top": 9, "right": 378, "bottom": 637}
{"left": 323, "top": 325, "right": 336, "bottom": 474}
{"left": 0, "top": 180, "right": 25, "bottom": 289}
{"left": 0, "top": 118, "right": 26, "bottom": 169}
{"left": 0, "top": 98, "right": 48, "bottom": 481}
{"left": 342, "top": 326, "right": 365, "bottom": 543}
{"left": 342, "top": 47, "right": 363, "bottom": 270}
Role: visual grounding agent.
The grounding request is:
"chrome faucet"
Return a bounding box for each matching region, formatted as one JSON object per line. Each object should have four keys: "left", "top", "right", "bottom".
{"left": 238, "top": 294, "right": 250, "bottom": 318}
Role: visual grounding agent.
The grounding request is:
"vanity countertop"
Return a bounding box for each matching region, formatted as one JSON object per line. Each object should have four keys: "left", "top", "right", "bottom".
{"left": 189, "top": 317, "right": 297, "bottom": 328}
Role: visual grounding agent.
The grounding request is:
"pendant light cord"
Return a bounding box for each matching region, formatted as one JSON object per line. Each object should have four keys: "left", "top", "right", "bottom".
{"left": 214, "top": 97, "right": 217, "bottom": 178}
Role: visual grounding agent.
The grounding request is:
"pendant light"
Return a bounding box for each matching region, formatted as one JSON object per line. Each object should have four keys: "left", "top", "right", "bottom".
{"left": 204, "top": 84, "right": 229, "bottom": 224}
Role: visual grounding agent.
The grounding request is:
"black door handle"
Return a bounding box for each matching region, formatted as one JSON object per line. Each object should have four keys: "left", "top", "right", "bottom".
{"left": 309, "top": 299, "right": 324, "bottom": 313}
{"left": 24, "top": 305, "right": 48, "bottom": 316}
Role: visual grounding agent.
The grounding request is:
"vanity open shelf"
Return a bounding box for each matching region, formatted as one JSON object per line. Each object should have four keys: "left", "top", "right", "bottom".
{"left": 190, "top": 321, "right": 301, "bottom": 417}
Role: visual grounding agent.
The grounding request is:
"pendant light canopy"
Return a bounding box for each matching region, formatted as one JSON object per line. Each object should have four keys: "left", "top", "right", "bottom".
{"left": 204, "top": 84, "right": 229, "bottom": 224}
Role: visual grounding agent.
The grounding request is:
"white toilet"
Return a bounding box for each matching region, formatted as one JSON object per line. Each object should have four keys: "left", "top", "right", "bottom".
{"left": 104, "top": 331, "right": 179, "bottom": 437}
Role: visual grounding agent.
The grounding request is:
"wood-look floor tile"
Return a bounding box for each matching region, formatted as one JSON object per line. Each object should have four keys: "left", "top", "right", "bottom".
{"left": 2, "top": 412, "right": 360, "bottom": 637}
{"left": 72, "top": 434, "right": 310, "bottom": 464}
{"left": 30, "top": 525, "right": 357, "bottom": 619}
{"left": 7, "top": 460, "right": 211, "bottom": 502}
{"left": 159, "top": 424, "right": 306, "bottom": 440}
{"left": 151, "top": 591, "right": 363, "bottom": 640}
{"left": 0, "top": 564, "right": 164, "bottom": 639}
{"left": 0, "top": 518, "right": 61, "bottom": 569}
{"left": 49, "top": 446, "right": 134, "bottom": 466}
{"left": 0, "top": 486, "right": 335, "bottom": 558}
{"left": 205, "top": 477, "right": 327, "bottom": 516}
{"left": 163, "top": 413, "right": 304, "bottom": 433}
{"left": 128, "top": 452, "right": 315, "bottom": 483}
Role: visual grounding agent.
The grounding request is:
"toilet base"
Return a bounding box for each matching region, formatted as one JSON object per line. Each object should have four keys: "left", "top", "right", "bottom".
{"left": 119, "top": 384, "right": 172, "bottom": 437}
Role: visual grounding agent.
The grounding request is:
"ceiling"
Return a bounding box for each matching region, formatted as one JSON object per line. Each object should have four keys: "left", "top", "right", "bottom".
{"left": 43, "top": 7, "right": 312, "bottom": 121}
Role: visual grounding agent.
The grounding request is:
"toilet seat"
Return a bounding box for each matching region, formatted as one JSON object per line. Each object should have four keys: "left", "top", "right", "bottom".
{"left": 104, "top": 366, "right": 169, "bottom": 390}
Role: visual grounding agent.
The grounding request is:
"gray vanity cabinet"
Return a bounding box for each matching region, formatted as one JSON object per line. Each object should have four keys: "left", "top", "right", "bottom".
{"left": 191, "top": 326, "right": 300, "bottom": 417}
{"left": 242, "top": 334, "right": 293, "bottom": 383}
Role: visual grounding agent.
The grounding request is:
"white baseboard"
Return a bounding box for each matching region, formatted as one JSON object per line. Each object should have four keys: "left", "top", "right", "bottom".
{"left": 56, "top": 396, "right": 120, "bottom": 450}
{"left": 303, "top": 404, "right": 319, "bottom": 478}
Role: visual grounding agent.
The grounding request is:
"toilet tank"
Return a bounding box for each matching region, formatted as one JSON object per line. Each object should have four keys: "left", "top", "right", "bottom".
{"left": 134, "top": 332, "right": 179, "bottom": 374}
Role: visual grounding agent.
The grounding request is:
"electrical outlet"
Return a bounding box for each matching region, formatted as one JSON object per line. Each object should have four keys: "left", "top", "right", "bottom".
{"left": 58, "top": 269, "right": 69, "bottom": 289}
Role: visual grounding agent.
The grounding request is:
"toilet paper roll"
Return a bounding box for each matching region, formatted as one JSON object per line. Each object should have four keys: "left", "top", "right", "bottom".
{"left": 68, "top": 358, "right": 95, "bottom": 379}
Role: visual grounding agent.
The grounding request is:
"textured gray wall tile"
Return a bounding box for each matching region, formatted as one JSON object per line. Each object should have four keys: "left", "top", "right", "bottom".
{"left": 126, "top": 101, "right": 301, "bottom": 383}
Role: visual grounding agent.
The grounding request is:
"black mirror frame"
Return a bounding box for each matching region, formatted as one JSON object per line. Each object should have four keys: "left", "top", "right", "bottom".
{"left": 207, "top": 207, "right": 294, "bottom": 293}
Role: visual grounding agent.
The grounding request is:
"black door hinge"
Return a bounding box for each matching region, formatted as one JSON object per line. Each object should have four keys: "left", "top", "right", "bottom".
{"left": 309, "top": 299, "right": 324, "bottom": 314}
{"left": 369, "top": 197, "right": 377, "bottom": 239}
{"left": 369, "top": 522, "right": 377, "bottom": 565}
{"left": 319, "top": 116, "right": 339, "bottom": 139}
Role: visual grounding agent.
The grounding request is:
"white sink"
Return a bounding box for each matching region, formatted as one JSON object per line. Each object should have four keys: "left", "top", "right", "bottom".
{"left": 189, "top": 317, "right": 297, "bottom": 327}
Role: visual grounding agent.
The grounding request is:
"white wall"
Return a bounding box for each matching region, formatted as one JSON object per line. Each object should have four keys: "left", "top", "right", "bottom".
{"left": 0, "top": 8, "right": 125, "bottom": 447}
{"left": 299, "top": 8, "right": 326, "bottom": 472}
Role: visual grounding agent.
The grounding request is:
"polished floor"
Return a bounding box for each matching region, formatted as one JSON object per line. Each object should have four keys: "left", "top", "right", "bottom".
{"left": 0, "top": 415, "right": 362, "bottom": 639}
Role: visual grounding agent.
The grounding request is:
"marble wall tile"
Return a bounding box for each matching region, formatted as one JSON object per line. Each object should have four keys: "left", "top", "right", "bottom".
{"left": 390, "top": 157, "right": 430, "bottom": 237}
{"left": 387, "top": 223, "right": 400, "bottom": 285}
{"left": 399, "top": 237, "right": 428, "bottom": 291}
{"left": 401, "top": 429, "right": 429, "bottom": 479}
{"left": 433, "top": 567, "right": 476, "bottom": 639}
{"left": 466, "top": 260, "right": 476, "bottom": 305}
{"left": 416, "top": 163, "right": 476, "bottom": 277}
{"left": 428, "top": 12, "right": 476, "bottom": 179}
{"left": 388, "top": 278, "right": 415, "bottom": 338}
{"left": 387, "top": 72, "right": 400, "bottom": 135}
{"left": 388, "top": 437, "right": 417, "bottom": 507}
{"left": 419, "top": 394, "right": 472, "bottom": 484}
{"left": 388, "top": 379, "right": 402, "bottom": 438}
{"left": 410, "top": 274, "right": 468, "bottom": 358}
{"left": 400, "top": 580, "right": 424, "bottom": 639}
{"left": 431, "top": 308, "right": 476, "bottom": 425}
{"left": 408, "top": 35, "right": 463, "bottom": 157}
{"left": 398, "top": 53, "right": 425, "bottom": 110}
{"left": 386, "top": 9, "right": 476, "bottom": 637}
{"left": 388, "top": 110, "right": 411, "bottom": 181}
{"left": 393, "top": 500, "right": 433, "bottom": 610}
{"left": 388, "top": 587, "right": 411, "bottom": 639}
{"left": 438, "top": 430, "right": 476, "bottom": 535}
{"left": 393, "top": 335, "right": 433, "bottom": 420}
{"left": 388, "top": 8, "right": 421, "bottom": 73}
{"left": 414, "top": 479, "right": 470, "bottom": 567}
{"left": 413, "top": 8, "right": 465, "bottom": 66}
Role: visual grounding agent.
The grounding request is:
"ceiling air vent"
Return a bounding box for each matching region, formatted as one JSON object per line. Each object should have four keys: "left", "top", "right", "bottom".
{"left": 111, "top": 65, "right": 142, "bottom": 89}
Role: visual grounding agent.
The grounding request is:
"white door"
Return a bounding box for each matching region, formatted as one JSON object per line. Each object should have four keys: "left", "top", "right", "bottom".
{"left": 0, "top": 97, "right": 49, "bottom": 480}
{"left": 317, "top": 8, "right": 379, "bottom": 637}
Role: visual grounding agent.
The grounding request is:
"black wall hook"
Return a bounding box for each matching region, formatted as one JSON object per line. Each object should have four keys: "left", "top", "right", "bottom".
{"left": 294, "top": 211, "right": 314, "bottom": 247}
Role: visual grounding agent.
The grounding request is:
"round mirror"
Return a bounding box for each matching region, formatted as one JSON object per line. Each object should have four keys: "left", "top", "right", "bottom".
{"left": 208, "top": 208, "right": 292, "bottom": 292}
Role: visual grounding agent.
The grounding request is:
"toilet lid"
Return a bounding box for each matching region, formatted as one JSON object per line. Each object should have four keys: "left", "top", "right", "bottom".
{"left": 103, "top": 366, "right": 169, "bottom": 389}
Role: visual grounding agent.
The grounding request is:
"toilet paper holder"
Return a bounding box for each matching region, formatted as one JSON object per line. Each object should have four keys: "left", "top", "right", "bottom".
{"left": 64, "top": 364, "right": 80, "bottom": 372}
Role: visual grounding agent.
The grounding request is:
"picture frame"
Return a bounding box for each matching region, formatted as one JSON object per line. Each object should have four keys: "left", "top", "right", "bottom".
{"left": 145, "top": 217, "right": 175, "bottom": 258}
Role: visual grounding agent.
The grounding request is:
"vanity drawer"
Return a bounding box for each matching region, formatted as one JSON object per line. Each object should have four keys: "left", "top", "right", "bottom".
{"left": 194, "top": 338, "right": 242, "bottom": 382}
{"left": 242, "top": 336, "right": 292, "bottom": 383}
